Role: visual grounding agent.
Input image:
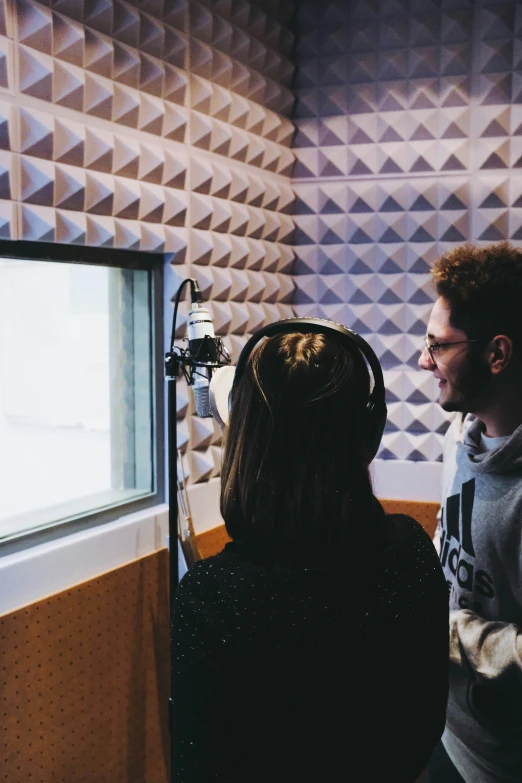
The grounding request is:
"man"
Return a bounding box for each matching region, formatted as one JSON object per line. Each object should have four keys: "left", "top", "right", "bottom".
{"left": 418, "top": 242, "right": 522, "bottom": 783}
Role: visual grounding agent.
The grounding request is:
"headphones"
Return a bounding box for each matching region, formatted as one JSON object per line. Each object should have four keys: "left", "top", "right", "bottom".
{"left": 209, "top": 317, "right": 387, "bottom": 461}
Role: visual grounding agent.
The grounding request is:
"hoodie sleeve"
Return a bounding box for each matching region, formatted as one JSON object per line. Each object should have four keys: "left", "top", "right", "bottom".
{"left": 450, "top": 609, "right": 522, "bottom": 724}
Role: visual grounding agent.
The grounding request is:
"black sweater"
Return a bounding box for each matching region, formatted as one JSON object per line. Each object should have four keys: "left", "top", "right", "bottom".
{"left": 172, "top": 512, "right": 449, "bottom": 783}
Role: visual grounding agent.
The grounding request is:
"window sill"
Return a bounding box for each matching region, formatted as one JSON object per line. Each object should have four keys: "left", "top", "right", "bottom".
{"left": 0, "top": 502, "right": 169, "bottom": 616}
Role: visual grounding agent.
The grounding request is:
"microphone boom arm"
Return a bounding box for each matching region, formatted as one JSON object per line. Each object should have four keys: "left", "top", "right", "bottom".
{"left": 165, "top": 277, "right": 230, "bottom": 783}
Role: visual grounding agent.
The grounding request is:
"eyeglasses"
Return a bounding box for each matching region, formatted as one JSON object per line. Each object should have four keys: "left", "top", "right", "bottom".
{"left": 423, "top": 336, "right": 490, "bottom": 364}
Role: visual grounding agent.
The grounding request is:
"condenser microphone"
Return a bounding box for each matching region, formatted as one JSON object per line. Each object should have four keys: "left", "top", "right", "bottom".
{"left": 187, "top": 282, "right": 229, "bottom": 417}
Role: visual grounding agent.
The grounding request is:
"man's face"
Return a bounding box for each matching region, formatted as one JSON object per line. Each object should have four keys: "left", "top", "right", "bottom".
{"left": 418, "top": 297, "right": 491, "bottom": 413}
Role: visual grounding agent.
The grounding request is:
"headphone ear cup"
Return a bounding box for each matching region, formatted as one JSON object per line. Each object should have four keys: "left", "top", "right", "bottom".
{"left": 366, "top": 399, "right": 387, "bottom": 462}
{"left": 209, "top": 365, "right": 236, "bottom": 428}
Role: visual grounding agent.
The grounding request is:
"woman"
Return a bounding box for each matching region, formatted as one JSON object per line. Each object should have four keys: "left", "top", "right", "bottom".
{"left": 173, "top": 325, "right": 449, "bottom": 783}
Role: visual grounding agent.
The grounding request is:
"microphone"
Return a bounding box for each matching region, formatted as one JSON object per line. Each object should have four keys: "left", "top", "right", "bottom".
{"left": 186, "top": 281, "right": 230, "bottom": 418}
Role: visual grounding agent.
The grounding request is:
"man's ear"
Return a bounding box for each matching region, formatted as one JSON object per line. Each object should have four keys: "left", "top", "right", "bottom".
{"left": 488, "top": 335, "right": 513, "bottom": 375}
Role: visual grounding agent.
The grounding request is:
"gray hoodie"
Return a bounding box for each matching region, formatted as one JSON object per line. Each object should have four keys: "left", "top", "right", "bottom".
{"left": 437, "top": 414, "right": 522, "bottom": 783}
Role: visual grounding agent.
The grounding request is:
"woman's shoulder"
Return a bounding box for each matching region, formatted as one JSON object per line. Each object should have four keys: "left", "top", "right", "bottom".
{"left": 376, "top": 512, "right": 445, "bottom": 579}
{"left": 370, "top": 497, "right": 433, "bottom": 548}
{"left": 366, "top": 513, "right": 448, "bottom": 622}
{"left": 382, "top": 512, "right": 434, "bottom": 545}
{"left": 177, "top": 550, "right": 230, "bottom": 594}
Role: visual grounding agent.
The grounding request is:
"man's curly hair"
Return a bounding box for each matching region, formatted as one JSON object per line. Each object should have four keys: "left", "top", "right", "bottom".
{"left": 432, "top": 242, "right": 522, "bottom": 347}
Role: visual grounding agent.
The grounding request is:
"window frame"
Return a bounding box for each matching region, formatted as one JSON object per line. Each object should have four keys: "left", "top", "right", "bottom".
{"left": 0, "top": 240, "right": 165, "bottom": 554}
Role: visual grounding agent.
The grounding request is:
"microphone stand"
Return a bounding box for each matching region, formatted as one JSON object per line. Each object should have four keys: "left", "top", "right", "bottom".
{"left": 165, "top": 277, "right": 230, "bottom": 782}
{"left": 165, "top": 339, "right": 181, "bottom": 783}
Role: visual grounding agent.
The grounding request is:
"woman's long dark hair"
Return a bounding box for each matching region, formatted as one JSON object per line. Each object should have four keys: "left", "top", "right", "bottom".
{"left": 220, "top": 331, "right": 378, "bottom": 557}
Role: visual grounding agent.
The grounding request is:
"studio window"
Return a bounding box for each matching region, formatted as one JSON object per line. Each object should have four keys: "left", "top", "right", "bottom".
{"left": 0, "top": 243, "right": 164, "bottom": 543}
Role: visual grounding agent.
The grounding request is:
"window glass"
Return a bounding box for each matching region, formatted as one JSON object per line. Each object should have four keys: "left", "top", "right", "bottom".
{"left": 0, "top": 258, "right": 155, "bottom": 540}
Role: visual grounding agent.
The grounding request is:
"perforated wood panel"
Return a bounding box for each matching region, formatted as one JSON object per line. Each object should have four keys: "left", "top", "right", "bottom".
{"left": 195, "top": 523, "right": 231, "bottom": 559}
{"left": 194, "top": 499, "right": 440, "bottom": 561}
{"left": 0, "top": 549, "right": 170, "bottom": 783}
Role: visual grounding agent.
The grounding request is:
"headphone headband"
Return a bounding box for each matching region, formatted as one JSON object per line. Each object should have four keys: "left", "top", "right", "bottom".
{"left": 233, "top": 317, "right": 384, "bottom": 403}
